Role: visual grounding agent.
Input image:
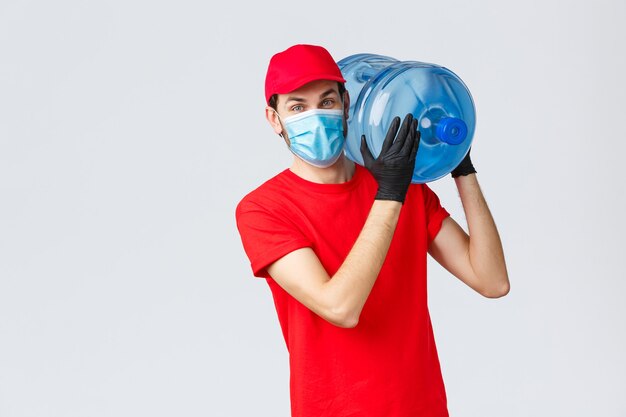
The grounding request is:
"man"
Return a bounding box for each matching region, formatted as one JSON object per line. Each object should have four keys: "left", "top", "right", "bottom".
{"left": 236, "top": 44, "right": 509, "bottom": 417}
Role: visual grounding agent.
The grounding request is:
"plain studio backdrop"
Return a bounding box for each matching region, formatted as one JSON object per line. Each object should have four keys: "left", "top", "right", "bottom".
{"left": 1, "top": 0, "right": 625, "bottom": 416}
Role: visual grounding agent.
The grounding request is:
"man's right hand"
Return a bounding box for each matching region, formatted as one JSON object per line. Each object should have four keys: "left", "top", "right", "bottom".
{"left": 360, "top": 114, "right": 420, "bottom": 203}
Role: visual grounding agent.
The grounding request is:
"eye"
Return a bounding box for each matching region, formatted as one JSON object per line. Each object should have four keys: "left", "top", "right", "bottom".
{"left": 291, "top": 104, "right": 304, "bottom": 112}
{"left": 322, "top": 99, "right": 334, "bottom": 107}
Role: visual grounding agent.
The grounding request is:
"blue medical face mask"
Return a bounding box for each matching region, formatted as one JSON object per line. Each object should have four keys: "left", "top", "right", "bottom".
{"left": 279, "top": 108, "right": 345, "bottom": 168}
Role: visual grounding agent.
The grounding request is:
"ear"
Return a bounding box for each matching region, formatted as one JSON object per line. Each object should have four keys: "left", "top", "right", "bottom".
{"left": 265, "top": 106, "right": 283, "bottom": 135}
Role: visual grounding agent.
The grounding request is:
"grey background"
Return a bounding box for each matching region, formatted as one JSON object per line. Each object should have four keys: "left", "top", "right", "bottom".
{"left": 1, "top": 0, "right": 625, "bottom": 416}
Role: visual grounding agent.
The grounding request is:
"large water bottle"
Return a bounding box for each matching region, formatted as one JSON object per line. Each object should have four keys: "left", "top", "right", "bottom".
{"left": 337, "top": 53, "right": 476, "bottom": 183}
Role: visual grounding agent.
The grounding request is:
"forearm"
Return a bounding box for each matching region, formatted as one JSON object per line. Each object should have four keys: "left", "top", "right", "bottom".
{"left": 455, "top": 174, "right": 509, "bottom": 296}
{"left": 324, "top": 199, "right": 402, "bottom": 326}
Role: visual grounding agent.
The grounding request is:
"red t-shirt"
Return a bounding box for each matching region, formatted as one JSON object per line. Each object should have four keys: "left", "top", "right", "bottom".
{"left": 236, "top": 164, "right": 450, "bottom": 417}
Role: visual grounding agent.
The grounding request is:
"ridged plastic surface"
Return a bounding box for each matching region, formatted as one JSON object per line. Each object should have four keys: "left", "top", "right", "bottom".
{"left": 337, "top": 53, "right": 476, "bottom": 183}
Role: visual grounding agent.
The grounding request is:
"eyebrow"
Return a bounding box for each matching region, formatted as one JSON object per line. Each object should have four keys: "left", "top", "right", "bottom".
{"left": 319, "top": 88, "right": 338, "bottom": 98}
{"left": 284, "top": 96, "right": 306, "bottom": 104}
{"left": 284, "top": 88, "right": 339, "bottom": 105}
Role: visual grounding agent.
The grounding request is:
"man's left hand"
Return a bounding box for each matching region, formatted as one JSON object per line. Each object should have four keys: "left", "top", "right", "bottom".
{"left": 451, "top": 147, "right": 477, "bottom": 178}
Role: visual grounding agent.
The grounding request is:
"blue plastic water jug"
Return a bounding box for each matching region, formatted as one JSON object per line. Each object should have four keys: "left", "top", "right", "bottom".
{"left": 337, "top": 54, "right": 476, "bottom": 183}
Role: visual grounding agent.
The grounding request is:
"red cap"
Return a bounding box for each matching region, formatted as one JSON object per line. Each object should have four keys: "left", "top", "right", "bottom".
{"left": 264, "top": 44, "right": 346, "bottom": 104}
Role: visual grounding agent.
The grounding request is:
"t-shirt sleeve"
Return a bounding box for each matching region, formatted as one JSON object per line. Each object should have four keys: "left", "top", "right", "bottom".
{"left": 422, "top": 184, "right": 450, "bottom": 244}
{"left": 235, "top": 198, "right": 312, "bottom": 278}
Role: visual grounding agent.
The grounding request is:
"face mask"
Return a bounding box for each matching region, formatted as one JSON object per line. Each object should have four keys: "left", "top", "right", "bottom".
{"left": 279, "top": 109, "right": 345, "bottom": 168}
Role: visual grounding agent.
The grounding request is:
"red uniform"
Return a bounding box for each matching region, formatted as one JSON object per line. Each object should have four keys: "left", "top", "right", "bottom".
{"left": 236, "top": 164, "right": 450, "bottom": 417}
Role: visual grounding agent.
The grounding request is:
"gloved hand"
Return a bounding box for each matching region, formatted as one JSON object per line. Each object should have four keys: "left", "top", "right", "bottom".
{"left": 451, "top": 147, "right": 477, "bottom": 178}
{"left": 360, "top": 114, "right": 420, "bottom": 203}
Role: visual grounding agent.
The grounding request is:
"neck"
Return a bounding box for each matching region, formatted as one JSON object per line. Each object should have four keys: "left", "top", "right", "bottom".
{"left": 290, "top": 155, "right": 356, "bottom": 184}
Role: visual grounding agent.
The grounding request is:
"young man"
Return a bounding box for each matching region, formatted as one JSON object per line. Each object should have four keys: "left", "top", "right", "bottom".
{"left": 236, "top": 44, "right": 509, "bottom": 417}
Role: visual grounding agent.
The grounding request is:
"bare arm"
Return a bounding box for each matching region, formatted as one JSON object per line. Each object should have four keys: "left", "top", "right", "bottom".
{"left": 267, "top": 200, "right": 402, "bottom": 328}
{"left": 428, "top": 173, "right": 509, "bottom": 298}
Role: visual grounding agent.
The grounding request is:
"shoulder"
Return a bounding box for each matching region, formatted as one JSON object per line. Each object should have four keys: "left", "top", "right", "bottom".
{"left": 235, "top": 169, "right": 293, "bottom": 219}
{"left": 405, "top": 182, "right": 429, "bottom": 203}
{"left": 405, "top": 182, "right": 447, "bottom": 217}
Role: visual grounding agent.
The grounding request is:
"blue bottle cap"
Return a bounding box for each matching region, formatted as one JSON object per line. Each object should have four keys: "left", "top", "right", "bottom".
{"left": 436, "top": 117, "right": 468, "bottom": 145}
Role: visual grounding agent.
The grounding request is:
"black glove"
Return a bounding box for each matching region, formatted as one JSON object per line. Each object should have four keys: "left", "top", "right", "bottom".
{"left": 451, "top": 147, "right": 477, "bottom": 178}
{"left": 360, "top": 114, "right": 420, "bottom": 203}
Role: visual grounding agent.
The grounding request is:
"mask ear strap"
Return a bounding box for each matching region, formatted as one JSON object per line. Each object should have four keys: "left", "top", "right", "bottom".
{"left": 272, "top": 109, "right": 285, "bottom": 138}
